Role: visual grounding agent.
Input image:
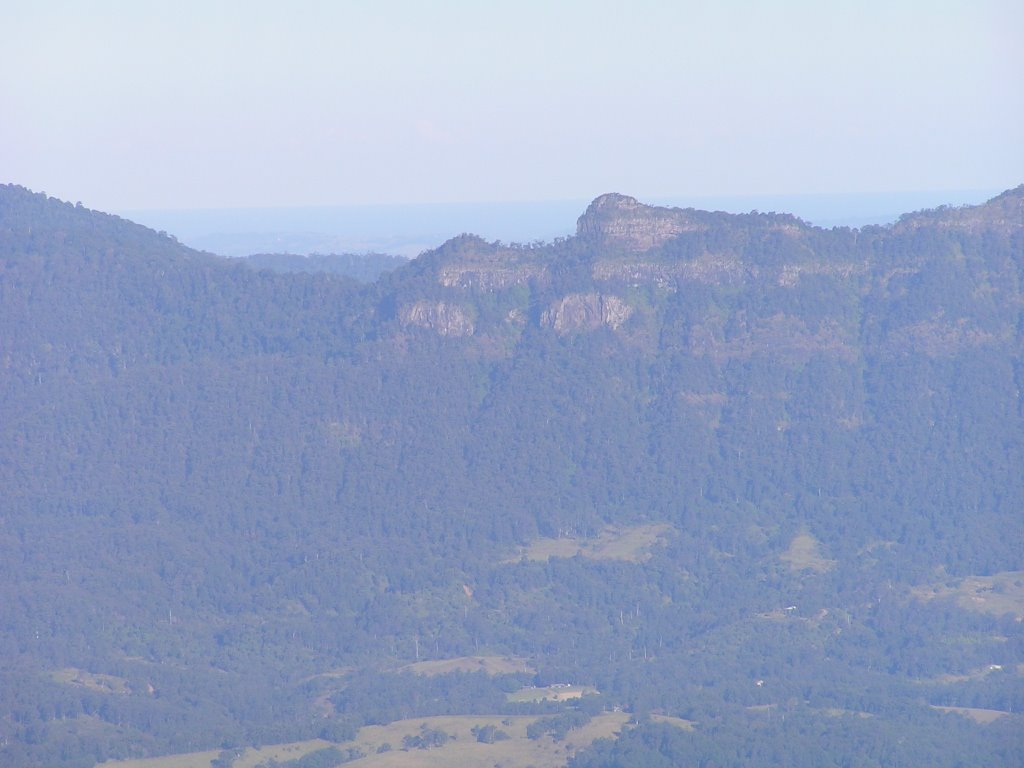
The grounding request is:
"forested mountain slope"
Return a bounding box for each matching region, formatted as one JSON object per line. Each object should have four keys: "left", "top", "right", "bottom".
{"left": 1, "top": 184, "right": 1022, "bottom": 767}
{"left": 239, "top": 252, "right": 408, "bottom": 282}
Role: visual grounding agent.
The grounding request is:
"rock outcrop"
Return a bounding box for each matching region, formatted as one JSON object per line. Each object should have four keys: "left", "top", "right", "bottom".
{"left": 576, "top": 193, "right": 705, "bottom": 252}
{"left": 541, "top": 293, "right": 633, "bottom": 335}
{"left": 439, "top": 262, "right": 546, "bottom": 290}
{"left": 593, "top": 253, "right": 748, "bottom": 288}
{"left": 399, "top": 301, "right": 475, "bottom": 337}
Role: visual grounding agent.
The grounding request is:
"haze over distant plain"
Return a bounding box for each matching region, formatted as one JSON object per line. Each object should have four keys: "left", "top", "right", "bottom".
{"left": 3, "top": 1, "right": 1022, "bottom": 216}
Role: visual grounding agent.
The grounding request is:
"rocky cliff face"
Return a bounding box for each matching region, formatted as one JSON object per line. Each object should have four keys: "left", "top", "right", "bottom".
{"left": 396, "top": 188, "right": 1024, "bottom": 361}
{"left": 576, "top": 193, "right": 706, "bottom": 252}
{"left": 592, "top": 253, "right": 749, "bottom": 288}
{"left": 438, "top": 261, "right": 546, "bottom": 291}
{"left": 399, "top": 300, "right": 475, "bottom": 337}
{"left": 541, "top": 293, "right": 633, "bottom": 335}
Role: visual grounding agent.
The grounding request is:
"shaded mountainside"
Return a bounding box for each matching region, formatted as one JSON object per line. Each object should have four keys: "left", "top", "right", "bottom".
{"left": 1, "top": 183, "right": 1023, "bottom": 767}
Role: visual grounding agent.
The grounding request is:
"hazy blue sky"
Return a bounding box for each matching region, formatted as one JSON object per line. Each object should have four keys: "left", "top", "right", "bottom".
{"left": 3, "top": 0, "right": 1022, "bottom": 211}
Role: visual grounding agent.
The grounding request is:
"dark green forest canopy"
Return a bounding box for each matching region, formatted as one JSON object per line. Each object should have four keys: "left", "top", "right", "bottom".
{"left": 1, "top": 183, "right": 1022, "bottom": 767}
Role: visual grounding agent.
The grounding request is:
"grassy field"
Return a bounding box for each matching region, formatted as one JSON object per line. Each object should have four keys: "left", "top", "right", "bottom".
{"left": 780, "top": 533, "right": 836, "bottom": 574}
{"left": 506, "top": 685, "right": 598, "bottom": 703}
{"left": 912, "top": 571, "right": 1024, "bottom": 619}
{"left": 99, "top": 713, "right": 632, "bottom": 768}
{"left": 233, "top": 741, "right": 337, "bottom": 768}
{"left": 922, "top": 663, "right": 1017, "bottom": 685}
{"left": 649, "top": 713, "right": 696, "bottom": 731}
{"left": 931, "top": 705, "right": 1010, "bottom": 724}
{"left": 98, "top": 749, "right": 224, "bottom": 768}
{"left": 50, "top": 667, "right": 131, "bottom": 695}
{"left": 509, "top": 524, "right": 673, "bottom": 563}
{"left": 100, "top": 741, "right": 337, "bottom": 768}
{"left": 344, "top": 712, "right": 628, "bottom": 768}
{"left": 401, "top": 655, "right": 534, "bottom": 677}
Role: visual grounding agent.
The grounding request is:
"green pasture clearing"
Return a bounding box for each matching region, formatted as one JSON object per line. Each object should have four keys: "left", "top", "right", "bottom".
{"left": 98, "top": 749, "right": 223, "bottom": 768}
{"left": 819, "top": 708, "right": 873, "bottom": 718}
{"left": 649, "top": 713, "right": 696, "bottom": 731}
{"left": 402, "top": 655, "right": 534, "bottom": 676}
{"left": 345, "top": 712, "right": 629, "bottom": 768}
{"left": 100, "top": 713, "right": 630, "bottom": 768}
{"left": 509, "top": 524, "right": 673, "bottom": 563}
{"left": 931, "top": 705, "right": 1010, "bottom": 724}
{"left": 912, "top": 571, "right": 1024, "bottom": 618}
{"left": 507, "top": 684, "right": 598, "bottom": 703}
{"left": 232, "top": 740, "right": 336, "bottom": 768}
{"left": 97, "top": 740, "right": 333, "bottom": 768}
{"left": 50, "top": 667, "right": 131, "bottom": 695}
{"left": 780, "top": 533, "right": 836, "bottom": 573}
{"left": 918, "top": 663, "right": 1016, "bottom": 685}
{"left": 300, "top": 667, "right": 353, "bottom": 683}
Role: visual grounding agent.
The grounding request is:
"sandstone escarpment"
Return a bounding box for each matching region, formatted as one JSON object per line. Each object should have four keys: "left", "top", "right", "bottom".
{"left": 399, "top": 301, "right": 475, "bottom": 337}
{"left": 438, "top": 262, "right": 546, "bottom": 290}
{"left": 541, "top": 293, "right": 633, "bottom": 335}
{"left": 427, "top": 234, "right": 549, "bottom": 291}
{"left": 776, "top": 261, "right": 867, "bottom": 287}
{"left": 593, "top": 252, "right": 748, "bottom": 288}
{"left": 576, "top": 193, "right": 706, "bottom": 252}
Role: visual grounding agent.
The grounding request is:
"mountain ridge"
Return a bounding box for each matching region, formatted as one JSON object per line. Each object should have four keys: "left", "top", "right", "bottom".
{"left": 1, "top": 181, "right": 1023, "bottom": 767}
{"left": 4, "top": 181, "right": 1021, "bottom": 267}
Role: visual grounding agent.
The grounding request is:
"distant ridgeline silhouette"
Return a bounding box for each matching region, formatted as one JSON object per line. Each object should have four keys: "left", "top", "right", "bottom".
{"left": 118, "top": 189, "right": 1002, "bottom": 258}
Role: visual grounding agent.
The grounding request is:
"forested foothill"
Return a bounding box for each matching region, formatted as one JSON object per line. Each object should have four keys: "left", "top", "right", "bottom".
{"left": 1, "top": 183, "right": 1022, "bottom": 767}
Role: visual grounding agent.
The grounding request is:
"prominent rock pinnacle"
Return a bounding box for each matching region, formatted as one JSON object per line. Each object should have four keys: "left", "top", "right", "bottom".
{"left": 576, "top": 193, "right": 703, "bottom": 252}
